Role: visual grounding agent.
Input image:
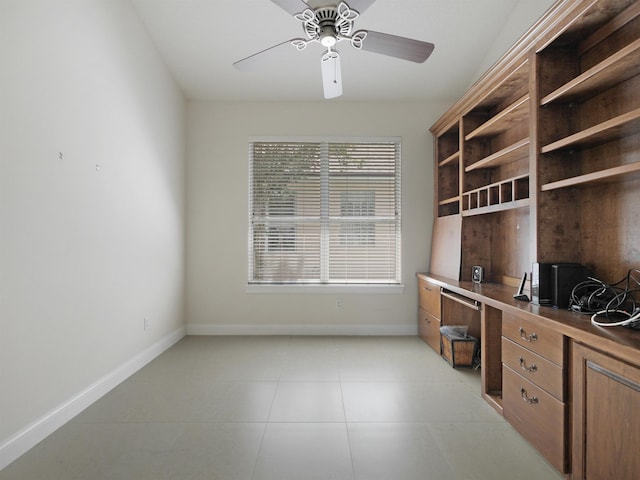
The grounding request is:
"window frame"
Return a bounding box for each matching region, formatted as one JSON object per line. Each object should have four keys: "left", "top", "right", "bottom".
{"left": 247, "top": 136, "right": 403, "bottom": 292}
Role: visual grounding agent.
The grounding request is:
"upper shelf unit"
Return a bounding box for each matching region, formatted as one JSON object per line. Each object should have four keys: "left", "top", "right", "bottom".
{"left": 460, "top": 57, "right": 531, "bottom": 216}
{"left": 540, "top": 37, "right": 640, "bottom": 106}
{"left": 537, "top": 0, "right": 640, "bottom": 191}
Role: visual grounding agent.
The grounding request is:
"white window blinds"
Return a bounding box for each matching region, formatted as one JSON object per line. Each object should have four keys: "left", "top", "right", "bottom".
{"left": 248, "top": 138, "right": 401, "bottom": 285}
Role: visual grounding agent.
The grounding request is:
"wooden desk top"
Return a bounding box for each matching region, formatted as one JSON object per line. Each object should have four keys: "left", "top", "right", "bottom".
{"left": 418, "top": 272, "right": 640, "bottom": 366}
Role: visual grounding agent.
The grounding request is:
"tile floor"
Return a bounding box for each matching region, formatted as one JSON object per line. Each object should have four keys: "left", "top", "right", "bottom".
{"left": 0, "top": 336, "right": 563, "bottom": 479}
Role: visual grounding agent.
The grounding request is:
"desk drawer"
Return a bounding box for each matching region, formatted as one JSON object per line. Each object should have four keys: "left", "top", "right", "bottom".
{"left": 502, "top": 312, "right": 564, "bottom": 365}
{"left": 502, "top": 337, "right": 565, "bottom": 401}
{"left": 418, "top": 307, "right": 441, "bottom": 353}
{"left": 503, "top": 365, "right": 567, "bottom": 473}
{"left": 418, "top": 278, "right": 441, "bottom": 317}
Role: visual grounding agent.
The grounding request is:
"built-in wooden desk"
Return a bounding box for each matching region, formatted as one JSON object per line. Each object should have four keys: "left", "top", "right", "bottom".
{"left": 417, "top": 272, "right": 640, "bottom": 477}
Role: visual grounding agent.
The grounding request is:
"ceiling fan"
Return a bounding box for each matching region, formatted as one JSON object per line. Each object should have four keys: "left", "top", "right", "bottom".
{"left": 233, "top": 0, "right": 435, "bottom": 99}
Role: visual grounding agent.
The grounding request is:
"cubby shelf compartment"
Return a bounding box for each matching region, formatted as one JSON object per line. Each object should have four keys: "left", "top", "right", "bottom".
{"left": 439, "top": 151, "right": 460, "bottom": 167}
{"left": 465, "top": 95, "right": 530, "bottom": 141}
{"left": 541, "top": 38, "right": 640, "bottom": 105}
{"left": 541, "top": 107, "right": 640, "bottom": 153}
{"left": 541, "top": 162, "right": 640, "bottom": 191}
{"left": 462, "top": 198, "right": 529, "bottom": 217}
{"left": 462, "top": 174, "right": 529, "bottom": 216}
{"left": 465, "top": 138, "right": 530, "bottom": 172}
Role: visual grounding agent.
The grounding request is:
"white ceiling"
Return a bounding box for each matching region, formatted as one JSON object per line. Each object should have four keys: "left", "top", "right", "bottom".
{"left": 130, "top": 0, "right": 556, "bottom": 102}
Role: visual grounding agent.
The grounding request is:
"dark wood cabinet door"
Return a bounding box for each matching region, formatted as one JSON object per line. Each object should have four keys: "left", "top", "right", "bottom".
{"left": 572, "top": 342, "right": 640, "bottom": 480}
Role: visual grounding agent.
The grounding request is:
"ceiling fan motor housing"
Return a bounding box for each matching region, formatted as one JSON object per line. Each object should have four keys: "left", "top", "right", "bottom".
{"left": 304, "top": 6, "right": 354, "bottom": 46}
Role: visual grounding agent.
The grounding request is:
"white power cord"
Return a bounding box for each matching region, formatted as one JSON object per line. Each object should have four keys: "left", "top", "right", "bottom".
{"left": 591, "top": 308, "right": 640, "bottom": 327}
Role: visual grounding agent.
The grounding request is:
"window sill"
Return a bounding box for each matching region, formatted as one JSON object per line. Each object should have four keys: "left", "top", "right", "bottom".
{"left": 246, "top": 284, "right": 406, "bottom": 294}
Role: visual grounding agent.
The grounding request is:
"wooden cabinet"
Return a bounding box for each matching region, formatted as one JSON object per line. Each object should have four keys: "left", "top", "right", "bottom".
{"left": 501, "top": 312, "right": 568, "bottom": 472}
{"left": 417, "top": 277, "right": 441, "bottom": 352}
{"left": 418, "top": 275, "right": 482, "bottom": 358}
{"left": 418, "top": 273, "right": 640, "bottom": 479}
{"left": 535, "top": 0, "right": 640, "bottom": 281}
{"left": 503, "top": 366, "right": 566, "bottom": 471}
{"left": 426, "top": 3, "right": 640, "bottom": 474}
{"left": 429, "top": 0, "right": 640, "bottom": 286}
{"left": 572, "top": 342, "right": 640, "bottom": 479}
{"left": 461, "top": 60, "right": 531, "bottom": 218}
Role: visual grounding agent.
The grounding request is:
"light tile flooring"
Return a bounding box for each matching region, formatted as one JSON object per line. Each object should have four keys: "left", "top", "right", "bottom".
{"left": 0, "top": 336, "right": 563, "bottom": 480}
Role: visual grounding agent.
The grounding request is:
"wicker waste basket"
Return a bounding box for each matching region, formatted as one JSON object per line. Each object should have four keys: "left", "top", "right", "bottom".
{"left": 440, "top": 325, "right": 478, "bottom": 368}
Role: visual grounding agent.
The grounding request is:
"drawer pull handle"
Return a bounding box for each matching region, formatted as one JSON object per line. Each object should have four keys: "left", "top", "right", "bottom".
{"left": 423, "top": 286, "right": 432, "bottom": 291}
{"left": 520, "top": 387, "right": 539, "bottom": 405}
{"left": 518, "top": 327, "right": 538, "bottom": 342}
{"left": 519, "top": 356, "right": 537, "bottom": 373}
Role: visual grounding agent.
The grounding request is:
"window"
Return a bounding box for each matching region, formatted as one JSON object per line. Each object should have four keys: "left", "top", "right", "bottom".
{"left": 340, "top": 191, "right": 375, "bottom": 246}
{"left": 248, "top": 137, "right": 401, "bottom": 285}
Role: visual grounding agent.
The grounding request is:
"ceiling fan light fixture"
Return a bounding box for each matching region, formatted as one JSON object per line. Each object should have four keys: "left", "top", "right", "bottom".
{"left": 320, "top": 29, "right": 337, "bottom": 47}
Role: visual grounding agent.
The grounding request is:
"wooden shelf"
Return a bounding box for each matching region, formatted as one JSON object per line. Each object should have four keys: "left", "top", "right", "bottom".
{"left": 462, "top": 198, "right": 530, "bottom": 217}
{"left": 439, "top": 151, "right": 460, "bottom": 167}
{"left": 541, "top": 162, "right": 640, "bottom": 191}
{"left": 465, "top": 95, "right": 529, "bottom": 140}
{"left": 541, "top": 107, "right": 640, "bottom": 153}
{"left": 439, "top": 195, "right": 460, "bottom": 206}
{"left": 483, "top": 391, "right": 503, "bottom": 415}
{"left": 541, "top": 38, "right": 640, "bottom": 105}
{"left": 465, "top": 138, "right": 530, "bottom": 172}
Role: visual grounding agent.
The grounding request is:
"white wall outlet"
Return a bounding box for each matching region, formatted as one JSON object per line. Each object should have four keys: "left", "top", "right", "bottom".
{"left": 336, "top": 298, "right": 343, "bottom": 309}
{"left": 143, "top": 318, "right": 150, "bottom": 331}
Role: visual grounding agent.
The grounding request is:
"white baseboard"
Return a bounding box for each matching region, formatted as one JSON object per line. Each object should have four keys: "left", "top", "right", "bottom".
{"left": 0, "top": 326, "right": 186, "bottom": 471}
{"left": 187, "top": 323, "right": 418, "bottom": 336}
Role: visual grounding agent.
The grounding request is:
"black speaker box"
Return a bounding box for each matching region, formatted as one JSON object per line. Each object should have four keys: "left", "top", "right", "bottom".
{"left": 552, "top": 264, "right": 588, "bottom": 308}
{"left": 531, "top": 262, "right": 552, "bottom": 305}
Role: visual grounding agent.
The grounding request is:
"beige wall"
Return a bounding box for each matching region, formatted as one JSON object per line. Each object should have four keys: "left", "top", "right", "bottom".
{"left": 0, "top": 0, "right": 186, "bottom": 460}
{"left": 186, "top": 101, "right": 449, "bottom": 334}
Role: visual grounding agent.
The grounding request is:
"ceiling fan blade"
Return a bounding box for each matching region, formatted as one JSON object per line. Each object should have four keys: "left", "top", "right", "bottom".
{"left": 342, "top": 0, "right": 376, "bottom": 14}
{"left": 321, "top": 50, "right": 342, "bottom": 99}
{"left": 271, "top": 0, "right": 310, "bottom": 15}
{"left": 233, "top": 40, "right": 295, "bottom": 71}
{"left": 360, "top": 30, "right": 434, "bottom": 63}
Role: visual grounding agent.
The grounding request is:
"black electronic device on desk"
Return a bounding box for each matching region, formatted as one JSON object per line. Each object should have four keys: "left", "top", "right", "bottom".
{"left": 531, "top": 262, "right": 588, "bottom": 308}
{"left": 513, "top": 272, "right": 529, "bottom": 301}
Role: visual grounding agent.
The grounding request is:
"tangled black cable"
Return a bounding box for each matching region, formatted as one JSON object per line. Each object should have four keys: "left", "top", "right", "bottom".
{"left": 569, "top": 269, "right": 640, "bottom": 329}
